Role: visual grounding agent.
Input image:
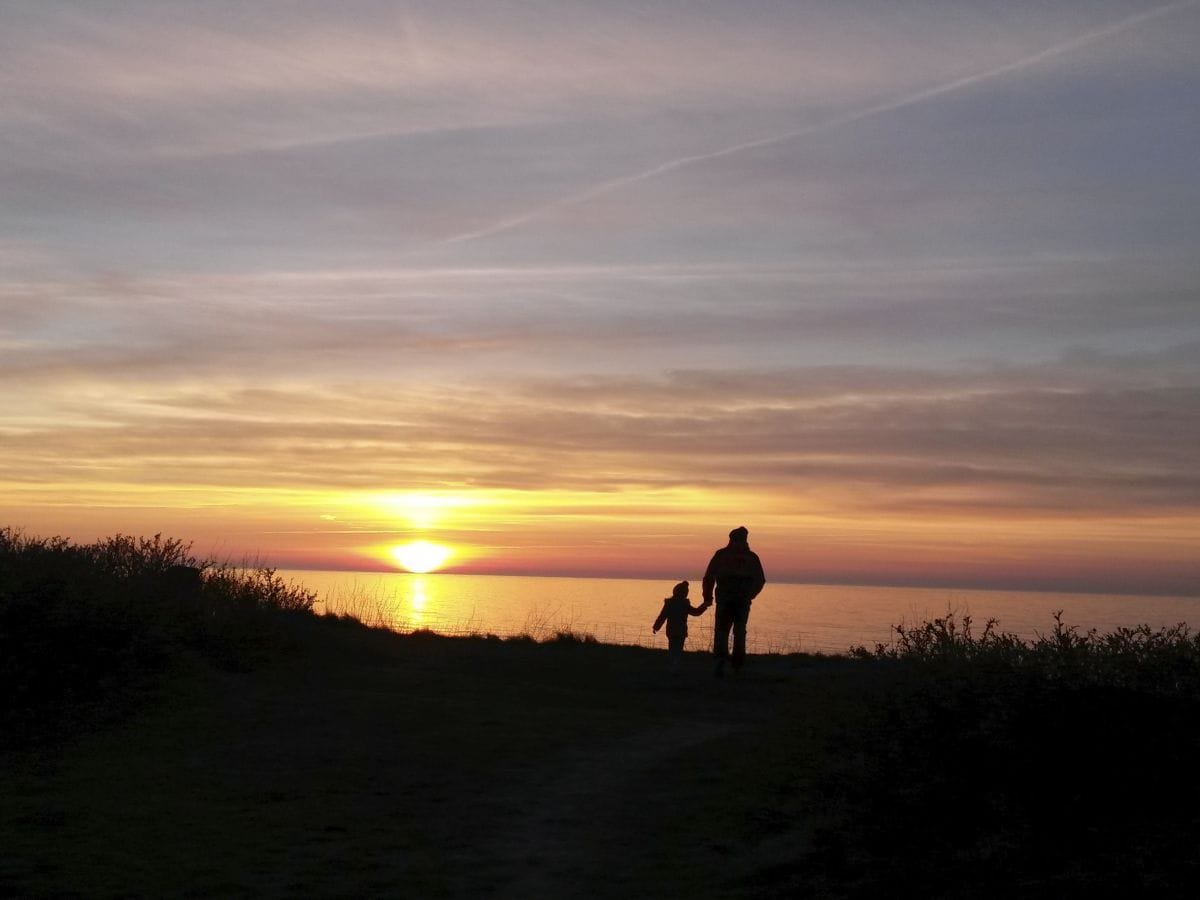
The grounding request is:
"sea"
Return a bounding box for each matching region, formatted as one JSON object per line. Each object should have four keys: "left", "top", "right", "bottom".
{"left": 280, "top": 570, "right": 1199, "bottom": 656}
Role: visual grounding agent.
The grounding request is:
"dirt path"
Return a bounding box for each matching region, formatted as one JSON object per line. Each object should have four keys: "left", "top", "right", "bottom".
{"left": 450, "top": 715, "right": 742, "bottom": 898}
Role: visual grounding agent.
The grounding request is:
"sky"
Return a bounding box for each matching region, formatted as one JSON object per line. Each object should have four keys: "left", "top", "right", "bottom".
{"left": 2, "top": 0, "right": 1198, "bottom": 595}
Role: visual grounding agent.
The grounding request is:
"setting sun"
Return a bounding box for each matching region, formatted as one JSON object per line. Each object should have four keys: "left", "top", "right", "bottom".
{"left": 390, "top": 541, "right": 452, "bottom": 574}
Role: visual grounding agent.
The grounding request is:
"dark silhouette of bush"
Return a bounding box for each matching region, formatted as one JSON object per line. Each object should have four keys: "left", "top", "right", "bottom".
{"left": 793, "top": 614, "right": 1200, "bottom": 898}
{"left": 0, "top": 528, "right": 316, "bottom": 747}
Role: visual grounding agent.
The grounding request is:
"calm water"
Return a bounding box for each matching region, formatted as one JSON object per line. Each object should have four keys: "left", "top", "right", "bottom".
{"left": 282, "top": 570, "right": 1199, "bottom": 655}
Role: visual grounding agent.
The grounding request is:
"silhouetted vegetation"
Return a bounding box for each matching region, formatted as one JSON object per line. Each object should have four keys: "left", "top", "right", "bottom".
{"left": 548, "top": 628, "right": 600, "bottom": 645}
{"left": 0, "top": 528, "right": 315, "bottom": 747}
{"left": 780, "top": 614, "right": 1200, "bottom": 898}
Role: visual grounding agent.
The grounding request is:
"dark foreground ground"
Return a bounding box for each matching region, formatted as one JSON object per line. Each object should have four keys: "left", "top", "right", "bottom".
{"left": 5, "top": 528, "right": 1200, "bottom": 899}
{"left": 4, "top": 614, "right": 854, "bottom": 899}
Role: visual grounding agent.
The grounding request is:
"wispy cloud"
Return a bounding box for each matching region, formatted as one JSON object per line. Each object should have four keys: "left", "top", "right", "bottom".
{"left": 441, "top": 0, "right": 1200, "bottom": 245}
{"left": 5, "top": 351, "right": 1197, "bottom": 518}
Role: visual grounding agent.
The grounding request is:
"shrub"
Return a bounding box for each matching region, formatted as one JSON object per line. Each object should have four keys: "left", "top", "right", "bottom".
{"left": 546, "top": 629, "right": 599, "bottom": 645}
{"left": 797, "top": 613, "right": 1200, "bottom": 897}
{"left": 0, "top": 528, "right": 316, "bottom": 747}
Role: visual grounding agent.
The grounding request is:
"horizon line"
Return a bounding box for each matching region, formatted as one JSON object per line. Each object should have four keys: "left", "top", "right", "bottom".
{"left": 269, "top": 563, "right": 1200, "bottom": 601}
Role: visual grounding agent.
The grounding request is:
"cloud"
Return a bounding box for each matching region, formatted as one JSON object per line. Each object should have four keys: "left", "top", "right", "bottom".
{"left": 7, "top": 2, "right": 1196, "bottom": 239}
{"left": 440, "top": 0, "right": 1200, "bottom": 245}
{"left": 2, "top": 255, "right": 1198, "bottom": 404}
{"left": 4, "top": 349, "right": 1197, "bottom": 521}
{"left": 5, "top": 2, "right": 1099, "bottom": 141}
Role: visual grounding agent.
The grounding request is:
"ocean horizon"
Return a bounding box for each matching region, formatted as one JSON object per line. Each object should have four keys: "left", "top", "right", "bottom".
{"left": 282, "top": 569, "right": 1200, "bottom": 656}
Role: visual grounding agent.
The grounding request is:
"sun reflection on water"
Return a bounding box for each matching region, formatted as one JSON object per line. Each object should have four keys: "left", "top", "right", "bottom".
{"left": 406, "top": 576, "right": 428, "bottom": 628}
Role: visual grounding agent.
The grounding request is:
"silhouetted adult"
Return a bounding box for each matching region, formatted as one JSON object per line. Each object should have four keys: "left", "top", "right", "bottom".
{"left": 701, "top": 526, "right": 766, "bottom": 676}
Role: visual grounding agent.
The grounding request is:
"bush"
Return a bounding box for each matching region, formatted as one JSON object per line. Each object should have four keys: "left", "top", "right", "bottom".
{"left": 796, "top": 613, "right": 1200, "bottom": 897}
{"left": 0, "top": 528, "right": 316, "bottom": 747}
{"left": 546, "top": 629, "right": 599, "bottom": 645}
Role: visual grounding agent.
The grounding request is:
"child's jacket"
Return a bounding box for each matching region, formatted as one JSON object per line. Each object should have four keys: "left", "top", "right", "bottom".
{"left": 653, "top": 596, "right": 705, "bottom": 639}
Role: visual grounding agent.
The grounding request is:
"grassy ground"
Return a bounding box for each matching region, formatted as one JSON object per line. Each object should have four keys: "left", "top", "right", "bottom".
{"left": 2, "top": 613, "right": 847, "bottom": 898}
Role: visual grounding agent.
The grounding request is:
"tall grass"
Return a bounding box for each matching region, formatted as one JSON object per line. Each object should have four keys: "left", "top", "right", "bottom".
{"left": 316, "top": 584, "right": 601, "bottom": 644}
{"left": 854, "top": 610, "right": 1200, "bottom": 693}
{"left": 1, "top": 528, "right": 316, "bottom": 747}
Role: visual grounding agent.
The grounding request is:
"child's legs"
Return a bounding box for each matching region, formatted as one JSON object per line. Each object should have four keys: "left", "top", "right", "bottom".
{"left": 668, "top": 635, "right": 685, "bottom": 666}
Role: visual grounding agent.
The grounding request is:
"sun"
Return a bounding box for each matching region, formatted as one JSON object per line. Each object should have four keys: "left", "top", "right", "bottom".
{"left": 390, "top": 541, "right": 452, "bottom": 574}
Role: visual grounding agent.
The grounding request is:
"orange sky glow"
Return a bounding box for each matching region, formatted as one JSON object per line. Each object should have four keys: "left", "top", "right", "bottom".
{"left": 6, "top": 475, "right": 1197, "bottom": 594}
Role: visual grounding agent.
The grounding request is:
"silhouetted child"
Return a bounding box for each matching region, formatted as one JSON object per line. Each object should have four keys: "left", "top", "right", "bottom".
{"left": 652, "top": 580, "right": 706, "bottom": 671}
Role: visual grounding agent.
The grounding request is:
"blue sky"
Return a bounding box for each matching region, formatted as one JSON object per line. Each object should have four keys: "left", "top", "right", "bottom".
{"left": 2, "top": 1, "right": 1198, "bottom": 592}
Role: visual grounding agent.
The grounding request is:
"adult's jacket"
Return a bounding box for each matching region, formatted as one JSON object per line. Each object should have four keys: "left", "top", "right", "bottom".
{"left": 702, "top": 543, "right": 766, "bottom": 606}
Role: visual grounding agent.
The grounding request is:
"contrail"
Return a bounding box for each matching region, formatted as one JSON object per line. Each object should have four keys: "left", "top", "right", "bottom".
{"left": 442, "top": 0, "right": 1197, "bottom": 246}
